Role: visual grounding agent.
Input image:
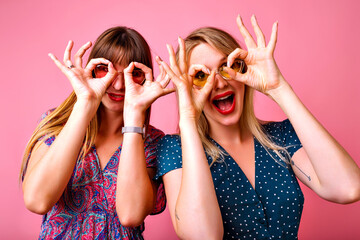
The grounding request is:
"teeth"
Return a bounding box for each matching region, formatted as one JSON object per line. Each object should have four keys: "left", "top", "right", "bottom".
{"left": 215, "top": 95, "right": 232, "bottom": 101}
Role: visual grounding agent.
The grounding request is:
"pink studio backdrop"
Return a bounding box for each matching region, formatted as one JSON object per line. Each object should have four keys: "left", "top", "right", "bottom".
{"left": 1, "top": 0, "right": 359, "bottom": 239}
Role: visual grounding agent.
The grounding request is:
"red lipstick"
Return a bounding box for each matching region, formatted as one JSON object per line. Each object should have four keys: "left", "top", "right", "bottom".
{"left": 212, "top": 91, "right": 235, "bottom": 115}
{"left": 107, "top": 92, "right": 124, "bottom": 102}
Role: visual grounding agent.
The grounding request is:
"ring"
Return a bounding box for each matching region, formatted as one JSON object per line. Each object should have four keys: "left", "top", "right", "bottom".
{"left": 68, "top": 65, "right": 75, "bottom": 69}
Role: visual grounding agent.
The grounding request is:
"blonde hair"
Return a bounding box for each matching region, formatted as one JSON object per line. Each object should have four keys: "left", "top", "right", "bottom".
{"left": 177, "top": 27, "right": 290, "bottom": 166}
{"left": 20, "top": 27, "right": 153, "bottom": 180}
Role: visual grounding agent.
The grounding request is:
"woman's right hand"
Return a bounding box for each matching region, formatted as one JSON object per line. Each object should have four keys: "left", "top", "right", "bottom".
{"left": 48, "top": 41, "right": 117, "bottom": 104}
{"left": 159, "top": 38, "right": 216, "bottom": 121}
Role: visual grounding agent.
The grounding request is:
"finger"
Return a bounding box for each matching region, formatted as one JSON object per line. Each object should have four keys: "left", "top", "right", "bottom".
{"left": 268, "top": 21, "right": 278, "bottom": 53}
{"left": 101, "top": 62, "right": 117, "bottom": 87}
{"left": 123, "top": 62, "right": 135, "bottom": 86}
{"left": 222, "top": 66, "right": 247, "bottom": 84}
{"left": 227, "top": 48, "right": 248, "bottom": 67}
{"left": 178, "top": 37, "right": 188, "bottom": 74}
{"left": 200, "top": 70, "right": 216, "bottom": 95}
{"left": 74, "top": 41, "right": 92, "bottom": 68}
{"left": 159, "top": 60, "right": 181, "bottom": 87}
{"left": 48, "top": 53, "right": 69, "bottom": 74}
{"left": 63, "top": 40, "right": 74, "bottom": 67}
{"left": 167, "top": 43, "right": 181, "bottom": 76}
{"left": 188, "top": 64, "right": 210, "bottom": 77}
{"left": 85, "top": 58, "right": 111, "bottom": 73}
{"left": 251, "top": 15, "right": 266, "bottom": 48}
{"left": 236, "top": 15, "right": 257, "bottom": 49}
{"left": 133, "top": 62, "right": 153, "bottom": 82}
{"left": 158, "top": 65, "right": 170, "bottom": 87}
{"left": 155, "top": 56, "right": 172, "bottom": 88}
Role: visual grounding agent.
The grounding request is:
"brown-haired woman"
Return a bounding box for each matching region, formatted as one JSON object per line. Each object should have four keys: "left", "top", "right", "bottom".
{"left": 20, "top": 26, "right": 172, "bottom": 239}
{"left": 156, "top": 15, "right": 360, "bottom": 239}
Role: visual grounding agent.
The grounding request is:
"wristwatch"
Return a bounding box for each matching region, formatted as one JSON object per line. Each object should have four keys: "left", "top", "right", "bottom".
{"left": 122, "top": 126, "right": 146, "bottom": 139}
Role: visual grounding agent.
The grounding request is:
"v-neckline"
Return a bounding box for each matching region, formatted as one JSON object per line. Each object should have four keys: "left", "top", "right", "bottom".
{"left": 210, "top": 137, "right": 258, "bottom": 193}
{"left": 92, "top": 145, "right": 122, "bottom": 172}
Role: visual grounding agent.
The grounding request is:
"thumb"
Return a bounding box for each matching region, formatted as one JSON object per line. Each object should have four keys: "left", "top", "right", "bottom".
{"left": 102, "top": 62, "right": 117, "bottom": 87}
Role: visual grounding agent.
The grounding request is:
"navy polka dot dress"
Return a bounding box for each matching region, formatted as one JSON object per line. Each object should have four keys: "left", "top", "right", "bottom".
{"left": 155, "top": 119, "right": 304, "bottom": 239}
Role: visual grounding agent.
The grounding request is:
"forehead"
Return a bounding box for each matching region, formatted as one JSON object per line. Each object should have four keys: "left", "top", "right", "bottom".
{"left": 189, "top": 43, "right": 227, "bottom": 67}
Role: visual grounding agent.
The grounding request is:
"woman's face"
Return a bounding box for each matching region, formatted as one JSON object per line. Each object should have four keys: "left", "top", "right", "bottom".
{"left": 100, "top": 63, "right": 127, "bottom": 113}
{"left": 189, "top": 43, "right": 245, "bottom": 128}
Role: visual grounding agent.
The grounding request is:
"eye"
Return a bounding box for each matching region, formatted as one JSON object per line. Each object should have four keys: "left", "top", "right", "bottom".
{"left": 94, "top": 64, "right": 108, "bottom": 78}
{"left": 95, "top": 64, "right": 108, "bottom": 72}
{"left": 231, "top": 59, "right": 245, "bottom": 73}
{"left": 132, "top": 69, "right": 144, "bottom": 78}
{"left": 194, "top": 71, "right": 207, "bottom": 80}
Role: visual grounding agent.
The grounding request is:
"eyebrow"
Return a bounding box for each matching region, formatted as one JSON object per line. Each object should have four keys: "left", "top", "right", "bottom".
{"left": 218, "top": 56, "right": 227, "bottom": 66}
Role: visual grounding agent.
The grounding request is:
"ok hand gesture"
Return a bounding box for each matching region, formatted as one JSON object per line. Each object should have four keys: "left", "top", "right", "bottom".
{"left": 225, "top": 15, "right": 286, "bottom": 96}
{"left": 159, "top": 38, "right": 216, "bottom": 121}
{"left": 122, "top": 61, "right": 174, "bottom": 124}
{"left": 48, "top": 41, "right": 116, "bottom": 105}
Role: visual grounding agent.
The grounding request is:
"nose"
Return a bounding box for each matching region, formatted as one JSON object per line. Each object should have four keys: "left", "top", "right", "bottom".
{"left": 214, "top": 72, "right": 228, "bottom": 90}
{"left": 111, "top": 73, "right": 125, "bottom": 90}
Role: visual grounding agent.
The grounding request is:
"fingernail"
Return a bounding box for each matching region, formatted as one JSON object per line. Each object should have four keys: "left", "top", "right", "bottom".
{"left": 206, "top": 68, "right": 211, "bottom": 74}
{"left": 227, "top": 60, "right": 230, "bottom": 67}
{"left": 238, "top": 15, "right": 243, "bottom": 24}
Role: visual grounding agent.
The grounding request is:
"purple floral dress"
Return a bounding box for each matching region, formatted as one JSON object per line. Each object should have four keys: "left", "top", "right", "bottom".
{"left": 25, "top": 112, "right": 166, "bottom": 239}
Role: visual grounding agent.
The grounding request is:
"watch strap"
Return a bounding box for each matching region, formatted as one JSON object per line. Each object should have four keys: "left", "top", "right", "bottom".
{"left": 122, "top": 126, "right": 146, "bottom": 139}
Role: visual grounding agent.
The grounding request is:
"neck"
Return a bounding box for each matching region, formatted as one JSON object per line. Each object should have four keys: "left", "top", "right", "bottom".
{"left": 98, "top": 106, "right": 124, "bottom": 136}
{"left": 208, "top": 120, "right": 251, "bottom": 146}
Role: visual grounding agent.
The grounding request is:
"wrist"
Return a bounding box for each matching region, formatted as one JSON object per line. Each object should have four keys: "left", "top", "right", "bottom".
{"left": 266, "top": 76, "right": 291, "bottom": 100}
{"left": 73, "top": 100, "right": 98, "bottom": 120}
{"left": 123, "top": 106, "right": 146, "bottom": 127}
{"left": 179, "top": 116, "right": 198, "bottom": 130}
{"left": 122, "top": 125, "right": 146, "bottom": 139}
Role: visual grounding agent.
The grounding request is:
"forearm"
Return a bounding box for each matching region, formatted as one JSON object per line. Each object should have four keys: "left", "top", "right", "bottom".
{"left": 116, "top": 134, "right": 155, "bottom": 227}
{"left": 116, "top": 109, "right": 156, "bottom": 226}
{"left": 269, "top": 79, "right": 360, "bottom": 201}
{"left": 174, "top": 117, "right": 223, "bottom": 239}
{"left": 23, "top": 101, "right": 96, "bottom": 214}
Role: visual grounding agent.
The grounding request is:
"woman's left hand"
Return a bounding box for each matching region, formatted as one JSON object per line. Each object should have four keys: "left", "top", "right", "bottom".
{"left": 123, "top": 62, "right": 174, "bottom": 123}
{"left": 225, "top": 15, "right": 286, "bottom": 95}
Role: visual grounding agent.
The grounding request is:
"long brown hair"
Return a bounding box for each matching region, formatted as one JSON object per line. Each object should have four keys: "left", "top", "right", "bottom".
{"left": 20, "top": 27, "right": 153, "bottom": 180}
{"left": 177, "top": 27, "right": 290, "bottom": 166}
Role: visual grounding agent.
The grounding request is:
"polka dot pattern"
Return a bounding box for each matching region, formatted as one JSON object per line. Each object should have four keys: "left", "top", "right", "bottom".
{"left": 156, "top": 119, "right": 304, "bottom": 239}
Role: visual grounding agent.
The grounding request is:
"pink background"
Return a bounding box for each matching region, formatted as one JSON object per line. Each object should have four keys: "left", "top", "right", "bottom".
{"left": 1, "top": 0, "right": 359, "bottom": 239}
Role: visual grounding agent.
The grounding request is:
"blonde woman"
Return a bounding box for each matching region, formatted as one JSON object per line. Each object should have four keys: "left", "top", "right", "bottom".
{"left": 21, "top": 27, "right": 172, "bottom": 239}
{"left": 156, "top": 15, "right": 360, "bottom": 239}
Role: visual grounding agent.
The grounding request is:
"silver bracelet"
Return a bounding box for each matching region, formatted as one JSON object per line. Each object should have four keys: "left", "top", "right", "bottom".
{"left": 122, "top": 126, "right": 146, "bottom": 139}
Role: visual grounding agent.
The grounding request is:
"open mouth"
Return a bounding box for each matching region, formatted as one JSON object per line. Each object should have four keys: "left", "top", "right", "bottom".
{"left": 212, "top": 92, "right": 235, "bottom": 114}
{"left": 107, "top": 93, "right": 124, "bottom": 101}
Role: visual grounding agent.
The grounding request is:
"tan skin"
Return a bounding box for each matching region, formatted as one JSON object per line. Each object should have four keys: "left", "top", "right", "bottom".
{"left": 158, "top": 15, "right": 360, "bottom": 239}
{"left": 23, "top": 40, "right": 173, "bottom": 228}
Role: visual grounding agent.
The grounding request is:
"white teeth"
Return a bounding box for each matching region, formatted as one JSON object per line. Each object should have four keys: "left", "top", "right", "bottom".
{"left": 215, "top": 95, "right": 232, "bottom": 101}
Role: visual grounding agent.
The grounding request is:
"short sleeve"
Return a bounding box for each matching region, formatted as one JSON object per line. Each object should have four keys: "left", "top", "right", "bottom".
{"left": 22, "top": 109, "right": 55, "bottom": 181}
{"left": 154, "top": 134, "right": 183, "bottom": 180}
{"left": 37, "top": 109, "right": 56, "bottom": 146}
{"left": 144, "top": 125, "right": 165, "bottom": 168}
{"left": 144, "top": 125, "right": 166, "bottom": 215}
{"left": 264, "top": 119, "right": 302, "bottom": 157}
{"left": 281, "top": 119, "right": 302, "bottom": 156}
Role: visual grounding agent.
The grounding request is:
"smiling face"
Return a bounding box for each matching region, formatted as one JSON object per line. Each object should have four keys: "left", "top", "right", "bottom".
{"left": 88, "top": 26, "right": 153, "bottom": 122}
{"left": 99, "top": 63, "right": 127, "bottom": 113}
{"left": 189, "top": 43, "right": 245, "bottom": 129}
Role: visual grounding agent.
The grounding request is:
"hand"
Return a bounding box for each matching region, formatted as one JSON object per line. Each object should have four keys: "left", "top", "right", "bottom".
{"left": 123, "top": 61, "right": 174, "bottom": 124}
{"left": 225, "top": 15, "right": 286, "bottom": 95}
{"left": 48, "top": 40, "right": 117, "bottom": 104}
{"left": 159, "top": 38, "right": 216, "bottom": 121}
